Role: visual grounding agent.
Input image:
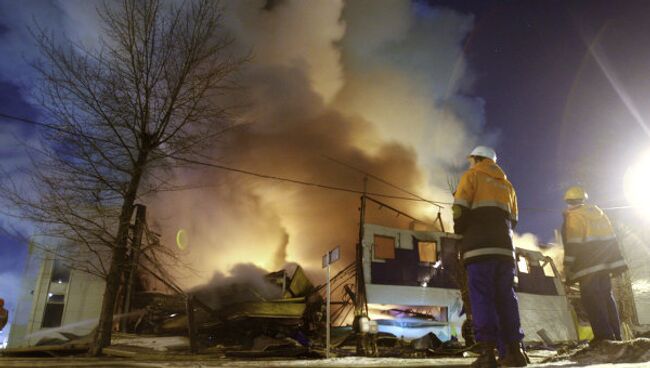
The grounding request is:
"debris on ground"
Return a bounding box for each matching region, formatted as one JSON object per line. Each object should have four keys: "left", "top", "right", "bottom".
{"left": 9, "top": 261, "right": 650, "bottom": 367}
{"left": 225, "top": 335, "right": 317, "bottom": 358}
{"left": 543, "top": 338, "right": 650, "bottom": 364}
{"left": 111, "top": 334, "right": 189, "bottom": 352}
{"left": 410, "top": 332, "right": 442, "bottom": 351}
{"left": 118, "top": 263, "right": 478, "bottom": 360}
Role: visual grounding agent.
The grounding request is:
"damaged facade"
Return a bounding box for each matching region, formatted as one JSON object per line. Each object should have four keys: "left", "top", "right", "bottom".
{"left": 4, "top": 208, "right": 650, "bottom": 358}
{"left": 362, "top": 223, "right": 576, "bottom": 344}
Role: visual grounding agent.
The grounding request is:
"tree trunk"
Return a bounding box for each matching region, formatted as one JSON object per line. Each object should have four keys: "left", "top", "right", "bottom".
{"left": 90, "top": 149, "right": 149, "bottom": 356}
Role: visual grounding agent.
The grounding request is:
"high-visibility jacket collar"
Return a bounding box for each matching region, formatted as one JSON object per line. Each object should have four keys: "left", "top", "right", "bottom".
{"left": 564, "top": 204, "right": 605, "bottom": 220}
{"left": 472, "top": 160, "right": 507, "bottom": 181}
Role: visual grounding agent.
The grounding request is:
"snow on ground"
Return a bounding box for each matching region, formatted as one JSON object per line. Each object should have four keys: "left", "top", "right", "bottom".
{"left": 1, "top": 357, "right": 650, "bottom": 368}
{"left": 3, "top": 340, "right": 650, "bottom": 367}
{"left": 110, "top": 335, "right": 189, "bottom": 352}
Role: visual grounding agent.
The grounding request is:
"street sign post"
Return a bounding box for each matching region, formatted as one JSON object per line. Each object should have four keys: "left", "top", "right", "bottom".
{"left": 322, "top": 246, "right": 340, "bottom": 359}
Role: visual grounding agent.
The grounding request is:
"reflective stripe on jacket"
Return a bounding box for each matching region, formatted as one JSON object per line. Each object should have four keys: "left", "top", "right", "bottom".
{"left": 562, "top": 204, "right": 627, "bottom": 283}
{"left": 453, "top": 160, "right": 518, "bottom": 265}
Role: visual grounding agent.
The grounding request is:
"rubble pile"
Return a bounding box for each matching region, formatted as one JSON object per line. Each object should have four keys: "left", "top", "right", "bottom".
{"left": 129, "top": 264, "right": 469, "bottom": 359}
{"left": 2, "top": 264, "right": 472, "bottom": 360}
{"left": 127, "top": 265, "right": 325, "bottom": 357}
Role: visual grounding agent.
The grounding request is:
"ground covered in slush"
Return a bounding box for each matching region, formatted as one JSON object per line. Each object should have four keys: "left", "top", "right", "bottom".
{"left": 2, "top": 338, "right": 650, "bottom": 367}
{"left": 0, "top": 355, "right": 649, "bottom": 368}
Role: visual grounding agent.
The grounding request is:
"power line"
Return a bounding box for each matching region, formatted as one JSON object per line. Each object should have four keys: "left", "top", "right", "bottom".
{"left": 3, "top": 111, "right": 442, "bottom": 203}
{"left": 0, "top": 112, "right": 56, "bottom": 130}
{"left": 0, "top": 112, "right": 128, "bottom": 147}
{"left": 174, "top": 157, "right": 439, "bottom": 203}
{"left": 323, "top": 155, "right": 445, "bottom": 208}
{"left": 2, "top": 111, "right": 638, "bottom": 213}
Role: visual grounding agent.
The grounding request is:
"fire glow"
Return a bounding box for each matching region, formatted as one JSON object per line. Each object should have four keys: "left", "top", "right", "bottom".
{"left": 147, "top": 0, "right": 487, "bottom": 289}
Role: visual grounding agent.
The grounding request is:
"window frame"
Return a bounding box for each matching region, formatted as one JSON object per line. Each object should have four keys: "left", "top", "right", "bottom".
{"left": 373, "top": 235, "right": 396, "bottom": 261}
{"left": 417, "top": 240, "right": 438, "bottom": 265}
{"left": 517, "top": 255, "right": 530, "bottom": 274}
{"left": 41, "top": 299, "right": 65, "bottom": 328}
{"left": 50, "top": 259, "right": 71, "bottom": 284}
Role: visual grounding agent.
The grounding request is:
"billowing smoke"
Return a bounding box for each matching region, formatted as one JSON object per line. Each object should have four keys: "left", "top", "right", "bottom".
{"left": 513, "top": 232, "right": 565, "bottom": 274}
{"left": 512, "top": 232, "right": 541, "bottom": 251}
{"left": 1, "top": 0, "right": 494, "bottom": 289}
{"left": 192, "top": 263, "right": 283, "bottom": 310}
{"left": 147, "top": 0, "right": 492, "bottom": 288}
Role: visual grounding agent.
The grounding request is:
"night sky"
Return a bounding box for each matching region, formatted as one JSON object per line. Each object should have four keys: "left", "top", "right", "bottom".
{"left": 2, "top": 0, "right": 650, "bottom": 340}
{"left": 432, "top": 0, "right": 650, "bottom": 238}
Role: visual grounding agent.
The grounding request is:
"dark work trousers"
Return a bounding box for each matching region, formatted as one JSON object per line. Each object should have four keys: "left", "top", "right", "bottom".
{"left": 466, "top": 259, "right": 525, "bottom": 346}
{"left": 579, "top": 272, "right": 622, "bottom": 341}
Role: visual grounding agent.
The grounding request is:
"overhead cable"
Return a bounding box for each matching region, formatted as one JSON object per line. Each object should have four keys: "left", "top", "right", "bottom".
{"left": 1, "top": 111, "right": 636, "bottom": 213}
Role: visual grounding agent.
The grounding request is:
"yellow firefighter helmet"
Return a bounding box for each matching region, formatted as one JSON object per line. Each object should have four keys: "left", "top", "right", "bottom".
{"left": 564, "top": 186, "right": 588, "bottom": 202}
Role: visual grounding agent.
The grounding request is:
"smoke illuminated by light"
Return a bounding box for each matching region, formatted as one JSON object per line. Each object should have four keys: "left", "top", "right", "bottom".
{"left": 632, "top": 279, "right": 650, "bottom": 295}
{"left": 144, "top": 0, "right": 489, "bottom": 288}
{"left": 623, "top": 149, "right": 650, "bottom": 214}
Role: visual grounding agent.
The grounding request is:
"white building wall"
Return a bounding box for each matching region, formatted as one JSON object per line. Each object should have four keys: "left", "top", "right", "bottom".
{"left": 61, "top": 269, "right": 105, "bottom": 332}
{"left": 6, "top": 244, "right": 46, "bottom": 348}
{"left": 7, "top": 254, "right": 105, "bottom": 348}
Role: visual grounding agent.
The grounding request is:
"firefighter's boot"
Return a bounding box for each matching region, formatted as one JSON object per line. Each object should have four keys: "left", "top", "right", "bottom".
{"left": 470, "top": 342, "right": 497, "bottom": 368}
{"left": 462, "top": 318, "right": 476, "bottom": 347}
{"left": 498, "top": 342, "right": 528, "bottom": 367}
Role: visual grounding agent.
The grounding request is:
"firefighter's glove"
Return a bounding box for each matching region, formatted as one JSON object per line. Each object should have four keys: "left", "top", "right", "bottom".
{"left": 452, "top": 204, "right": 468, "bottom": 234}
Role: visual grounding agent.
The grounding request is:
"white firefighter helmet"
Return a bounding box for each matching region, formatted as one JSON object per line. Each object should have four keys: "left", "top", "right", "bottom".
{"left": 469, "top": 146, "right": 497, "bottom": 162}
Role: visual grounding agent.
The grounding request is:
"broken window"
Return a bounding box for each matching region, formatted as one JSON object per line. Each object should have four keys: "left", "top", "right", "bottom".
{"left": 540, "top": 259, "right": 555, "bottom": 278}
{"left": 41, "top": 294, "right": 65, "bottom": 328}
{"left": 50, "top": 259, "right": 71, "bottom": 283}
{"left": 418, "top": 241, "right": 437, "bottom": 264}
{"left": 517, "top": 255, "right": 529, "bottom": 274}
{"left": 373, "top": 235, "right": 396, "bottom": 260}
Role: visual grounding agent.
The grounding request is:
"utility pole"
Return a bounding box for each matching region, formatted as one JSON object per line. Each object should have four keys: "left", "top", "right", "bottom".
{"left": 186, "top": 294, "right": 198, "bottom": 353}
{"left": 122, "top": 204, "right": 146, "bottom": 332}
{"left": 354, "top": 176, "right": 369, "bottom": 355}
{"left": 355, "top": 176, "right": 368, "bottom": 313}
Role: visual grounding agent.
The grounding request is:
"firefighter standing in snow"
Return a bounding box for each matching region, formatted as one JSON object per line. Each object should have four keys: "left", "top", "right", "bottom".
{"left": 453, "top": 146, "right": 526, "bottom": 368}
{"left": 562, "top": 186, "right": 627, "bottom": 342}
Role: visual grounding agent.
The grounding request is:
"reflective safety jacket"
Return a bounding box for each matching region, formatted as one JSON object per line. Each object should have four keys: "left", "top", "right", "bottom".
{"left": 562, "top": 204, "right": 627, "bottom": 283}
{"left": 0, "top": 306, "right": 7, "bottom": 331}
{"left": 453, "top": 160, "right": 518, "bottom": 265}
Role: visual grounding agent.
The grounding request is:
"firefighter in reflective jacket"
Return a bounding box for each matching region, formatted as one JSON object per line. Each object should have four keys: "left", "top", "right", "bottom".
{"left": 453, "top": 146, "right": 526, "bottom": 368}
{"left": 562, "top": 186, "right": 627, "bottom": 342}
{"left": 0, "top": 298, "right": 7, "bottom": 331}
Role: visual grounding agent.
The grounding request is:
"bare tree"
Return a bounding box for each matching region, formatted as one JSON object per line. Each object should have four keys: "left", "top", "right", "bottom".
{"left": 1, "top": 0, "right": 244, "bottom": 355}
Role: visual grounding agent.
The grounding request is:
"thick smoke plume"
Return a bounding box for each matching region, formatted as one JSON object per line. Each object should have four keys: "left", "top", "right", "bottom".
{"left": 2, "top": 0, "right": 492, "bottom": 289}
{"left": 147, "top": 0, "right": 493, "bottom": 287}
{"left": 144, "top": 0, "right": 494, "bottom": 288}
